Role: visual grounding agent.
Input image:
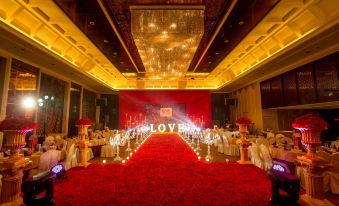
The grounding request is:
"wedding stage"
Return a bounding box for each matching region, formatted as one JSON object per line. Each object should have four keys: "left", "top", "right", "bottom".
{"left": 54, "top": 133, "right": 271, "bottom": 205}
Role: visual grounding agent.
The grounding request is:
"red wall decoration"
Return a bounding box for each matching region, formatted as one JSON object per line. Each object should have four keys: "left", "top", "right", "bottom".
{"left": 119, "top": 90, "right": 211, "bottom": 129}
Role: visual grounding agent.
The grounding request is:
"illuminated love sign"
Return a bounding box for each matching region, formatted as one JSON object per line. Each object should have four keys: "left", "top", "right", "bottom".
{"left": 149, "top": 123, "right": 185, "bottom": 132}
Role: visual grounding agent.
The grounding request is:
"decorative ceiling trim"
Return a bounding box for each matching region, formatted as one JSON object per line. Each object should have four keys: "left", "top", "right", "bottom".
{"left": 0, "top": 0, "right": 125, "bottom": 90}
{"left": 192, "top": 0, "right": 237, "bottom": 72}
{"left": 212, "top": 0, "right": 339, "bottom": 90}
{"left": 97, "top": 0, "right": 142, "bottom": 73}
{"left": 0, "top": 0, "right": 338, "bottom": 90}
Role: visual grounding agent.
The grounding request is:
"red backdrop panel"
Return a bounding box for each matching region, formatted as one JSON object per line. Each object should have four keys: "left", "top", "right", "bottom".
{"left": 119, "top": 90, "right": 211, "bottom": 129}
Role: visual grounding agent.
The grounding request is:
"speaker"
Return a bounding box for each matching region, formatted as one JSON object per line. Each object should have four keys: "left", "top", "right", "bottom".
{"left": 96, "top": 98, "right": 107, "bottom": 107}
{"left": 225, "top": 98, "right": 236, "bottom": 106}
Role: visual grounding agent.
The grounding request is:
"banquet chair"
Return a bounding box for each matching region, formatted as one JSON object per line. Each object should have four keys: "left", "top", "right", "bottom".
{"left": 222, "top": 135, "right": 230, "bottom": 155}
{"left": 64, "top": 144, "right": 77, "bottom": 170}
{"left": 329, "top": 152, "right": 339, "bottom": 194}
{"left": 43, "top": 136, "right": 55, "bottom": 148}
{"left": 267, "top": 132, "right": 275, "bottom": 139}
{"left": 38, "top": 150, "right": 61, "bottom": 172}
{"left": 229, "top": 137, "right": 239, "bottom": 156}
{"left": 216, "top": 135, "right": 223, "bottom": 153}
{"left": 317, "top": 150, "right": 332, "bottom": 192}
{"left": 256, "top": 137, "right": 269, "bottom": 148}
{"left": 249, "top": 144, "right": 263, "bottom": 169}
{"left": 259, "top": 144, "right": 272, "bottom": 171}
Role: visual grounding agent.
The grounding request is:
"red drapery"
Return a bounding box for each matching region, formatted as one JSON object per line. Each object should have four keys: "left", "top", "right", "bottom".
{"left": 119, "top": 90, "right": 211, "bottom": 129}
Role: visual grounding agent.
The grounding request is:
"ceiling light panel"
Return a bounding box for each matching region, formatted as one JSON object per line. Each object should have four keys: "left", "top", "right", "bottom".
{"left": 131, "top": 6, "right": 204, "bottom": 80}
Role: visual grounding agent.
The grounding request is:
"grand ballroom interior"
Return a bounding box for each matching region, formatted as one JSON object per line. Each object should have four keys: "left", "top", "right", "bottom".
{"left": 0, "top": 0, "right": 338, "bottom": 205}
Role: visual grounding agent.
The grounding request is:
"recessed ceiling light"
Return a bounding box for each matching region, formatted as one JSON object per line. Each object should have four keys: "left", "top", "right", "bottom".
{"left": 113, "top": 52, "right": 118, "bottom": 56}
{"left": 224, "top": 39, "right": 229, "bottom": 43}
{"left": 89, "top": 21, "right": 95, "bottom": 26}
{"left": 238, "top": 21, "right": 244, "bottom": 25}
{"left": 103, "top": 39, "right": 109, "bottom": 43}
{"left": 215, "top": 52, "right": 220, "bottom": 55}
{"left": 149, "top": 23, "right": 155, "bottom": 28}
{"left": 120, "top": 61, "right": 124, "bottom": 64}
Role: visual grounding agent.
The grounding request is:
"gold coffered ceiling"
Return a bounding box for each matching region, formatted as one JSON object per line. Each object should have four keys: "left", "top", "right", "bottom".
{"left": 0, "top": 0, "right": 338, "bottom": 91}
{"left": 130, "top": 6, "right": 204, "bottom": 80}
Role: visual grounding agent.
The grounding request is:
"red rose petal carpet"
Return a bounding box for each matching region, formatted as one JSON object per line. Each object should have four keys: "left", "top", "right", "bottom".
{"left": 54, "top": 133, "right": 271, "bottom": 205}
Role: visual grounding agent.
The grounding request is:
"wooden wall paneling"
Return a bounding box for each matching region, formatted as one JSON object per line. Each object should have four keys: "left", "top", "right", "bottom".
{"left": 82, "top": 89, "right": 97, "bottom": 123}
{"left": 282, "top": 71, "right": 298, "bottom": 106}
{"left": 270, "top": 77, "right": 283, "bottom": 107}
{"left": 314, "top": 55, "right": 338, "bottom": 102}
{"left": 296, "top": 64, "right": 317, "bottom": 104}
{"left": 260, "top": 80, "right": 271, "bottom": 109}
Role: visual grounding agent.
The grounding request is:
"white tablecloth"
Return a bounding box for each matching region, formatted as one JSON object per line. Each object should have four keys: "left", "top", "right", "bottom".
{"left": 269, "top": 147, "right": 305, "bottom": 162}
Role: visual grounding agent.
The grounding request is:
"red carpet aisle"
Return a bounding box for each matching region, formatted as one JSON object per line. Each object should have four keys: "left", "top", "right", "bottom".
{"left": 54, "top": 133, "right": 271, "bottom": 206}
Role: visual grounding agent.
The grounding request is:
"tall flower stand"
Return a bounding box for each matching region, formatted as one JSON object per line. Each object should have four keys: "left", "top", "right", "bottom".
{"left": 295, "top": 130, "right": 332, "bottom": 206}
{"left": 76, "top": 125, "right": 90, "bottom": 167}
{"left": 0, "top": 130, "right": 30, "bottom": 205}
{"left": 237, "top": 124, "right": 252, "bottom": 164}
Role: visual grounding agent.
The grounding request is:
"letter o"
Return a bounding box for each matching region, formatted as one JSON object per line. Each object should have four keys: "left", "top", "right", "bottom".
{"left": 158, "top": 124, "right": 166, "bottom": 132}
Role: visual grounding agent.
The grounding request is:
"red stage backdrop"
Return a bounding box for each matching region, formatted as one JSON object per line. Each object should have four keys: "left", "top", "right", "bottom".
{"left": 119, "top": 90, "right": 211, "bottom": 129}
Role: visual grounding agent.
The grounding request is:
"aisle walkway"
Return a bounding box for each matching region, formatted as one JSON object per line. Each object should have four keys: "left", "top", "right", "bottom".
{"left": 55, "top": 133, "right": 271, "bottom": 205}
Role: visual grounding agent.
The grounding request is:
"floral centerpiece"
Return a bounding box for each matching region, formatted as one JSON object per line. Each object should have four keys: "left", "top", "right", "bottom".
{"left": 75, "top": 118, "right": 93, "bottom": 138}
{"left": 235, "top": 116, "right": 253, "bottom": 125}
{"left": 0, "top": 117, "right": 37, "bottom": 133}
{"left": 235, "top": 116, "right": 253, "bottom": 164}
{"left": 235, "top": 116, "right": 253, "bottom": 133}
{"left": 292, "top": 113, "right": 328, "bottom": 158}
{"left": 75, "top": 118, "right": 93, "bottom": 126}
{"left": 0, "top": 117, "right": 37, "bottom": 158}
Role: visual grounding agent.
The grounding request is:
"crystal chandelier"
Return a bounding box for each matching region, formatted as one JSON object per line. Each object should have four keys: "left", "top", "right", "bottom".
{"left": 131, "top": 6, "right": 204, "bottom": 80}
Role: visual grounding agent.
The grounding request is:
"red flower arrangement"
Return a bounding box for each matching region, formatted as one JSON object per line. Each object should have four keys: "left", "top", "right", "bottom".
{"left": 54, "top": 134, "right": 271, "bottom": 206}
{"left": 292, "top": 113, "right": 328, "bottom": 131}
{"left": 235, "top": 116, "right": 253, "bottom": 125}
{"left": 75, "top": 118, "right": 93, "bottom": 126}
{"left": 0, "top": 117, "right": 37, "bottom": 133}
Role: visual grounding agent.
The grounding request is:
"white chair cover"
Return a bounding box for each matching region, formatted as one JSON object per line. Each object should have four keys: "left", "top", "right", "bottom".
{"left": 64, "top": 144, "right": 77, "bottom": 170}
{"left": 249, "top": 144, "right": 263, "bottom": 169}
{"left": 222, "top": 135, "right": 230, "bottom": 155}
{"left": 267, "top": 132, "right": 275, "bottom": 139}
{"left": 330, "top": 152, "right": 339, "bottom": 194}
{"left": 216, "top": 135, "right": 223, "bottom": 153}
{"left": 256, "top": 137, "right": 269, "bottom": 147}
{"left": 38, "top": 149, "right": 61, "bottom": 172}
{"left": 43, "top": 136, "right": 55, "bottom": 147}
{"left": 229, "top": 138, "right": 239, "bottom": 156}
{"left": 259, "top": 144, "right": 272, "bottom": 171}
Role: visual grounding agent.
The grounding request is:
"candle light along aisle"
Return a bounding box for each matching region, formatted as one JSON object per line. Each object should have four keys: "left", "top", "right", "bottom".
{"left": 119, "top": 132, "right": 205, "bottom": 165}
